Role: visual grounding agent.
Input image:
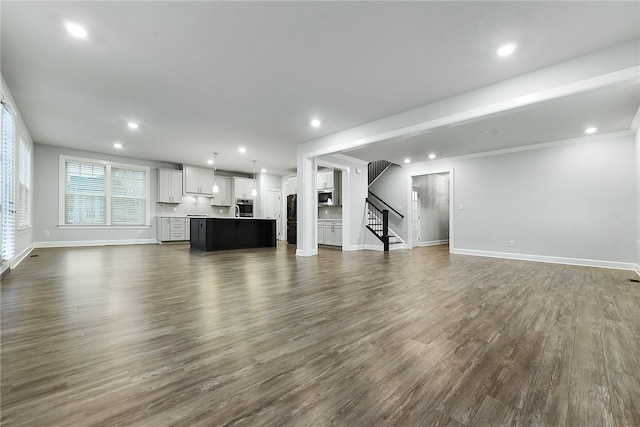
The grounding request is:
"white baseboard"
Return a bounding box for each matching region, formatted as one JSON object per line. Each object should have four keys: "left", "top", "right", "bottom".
{"left": 390, "top": 243, "right": 409, "bottom": 250}
{"left": 33, "top": 239, "right": 158, "bottom": 248}
{"left": 634, "top": 264, "right": 640, "bottom": 277}
{"left": 451, "top": 248, "right": 638, "bottom": 272}
{"left": 420, "top": 239, "right": 449, "bottom": 247}
{"left": 295, "top": 248, "right": 318, "bottom": 257}
{"left": 10, "top": 245, "right": 35, "bottom": 269}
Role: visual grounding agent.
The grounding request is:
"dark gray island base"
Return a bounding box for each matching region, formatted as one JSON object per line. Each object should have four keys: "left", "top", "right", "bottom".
{"left": 190, "top": 218, "right": 277, "bottom": 251}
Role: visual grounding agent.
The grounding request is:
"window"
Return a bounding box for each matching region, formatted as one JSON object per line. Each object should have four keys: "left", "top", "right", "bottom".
{"left": 60, "top": 156, "right": 150, "bottom": 227}
{"left": 2, "top": 103, "right": 15, "bottom": 261}
{"left": 18, "top": 136, "right": 31, "bottom": 229}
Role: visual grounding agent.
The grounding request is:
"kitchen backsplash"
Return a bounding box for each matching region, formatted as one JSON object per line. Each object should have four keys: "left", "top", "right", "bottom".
{"left": 155, "top": 195, "right": 235, "bottom": 217}
{"left": 318, "top": 206, "right": 342, "bottom": 219}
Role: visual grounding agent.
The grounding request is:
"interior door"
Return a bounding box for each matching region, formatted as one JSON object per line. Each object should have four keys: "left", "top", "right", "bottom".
{"left": 265, "top": 189, "right": 282, "bottom": 240}
{"left": 411, "top": 188, "right": 420, "bottom": 247}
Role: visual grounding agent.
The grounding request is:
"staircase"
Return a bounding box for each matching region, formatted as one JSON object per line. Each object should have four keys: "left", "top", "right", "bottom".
{"left": 366, "top": 176, "right": 406, "bottom": 251}
{"left": 368, "top": 160, "right": 394, "bottom": 186}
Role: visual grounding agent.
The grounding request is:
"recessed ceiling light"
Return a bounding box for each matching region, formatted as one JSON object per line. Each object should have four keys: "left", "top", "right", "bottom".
{"left": 497, "top": 43, "right": 517, "bottom": 57}
{"left": 238, "top": 147, "right": 246, "bottom": 154}
{"left": 310, "top": 118, "right": 321, "bottom": 128}
{"left": 261, "top": 168, "right": 267, "bottom": 173}
{"left": 65, "top": 22, "right": 88, "bottom": 39}
{"left": 207, "top": 159, "right": 213, "bottom": 165}
{"left": 428, "top": 154, "right": 436, "bottom": 160}
{"left": 585, "top": 127, "right": 598, "bottom": 134}
{"left": 127, "top": 122, "right": 139, "bottom": 130}
{"left": 113, "top": 142, "right": 122, "bottom": 149}
{"left": 404, "top": 158, "right": 411, "bottom": 164}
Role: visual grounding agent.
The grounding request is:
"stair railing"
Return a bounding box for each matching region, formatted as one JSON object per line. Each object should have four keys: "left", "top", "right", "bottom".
{"left": 366, "top": 199, "right": 389, "bottom": 251}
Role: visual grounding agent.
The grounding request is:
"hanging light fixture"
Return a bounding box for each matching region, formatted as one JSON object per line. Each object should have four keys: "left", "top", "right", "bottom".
{"left": 212, "top": 152, "right": 219, "bottom": 193}
{"left": 251, "top": 160, "right": 258, "bottom": 197}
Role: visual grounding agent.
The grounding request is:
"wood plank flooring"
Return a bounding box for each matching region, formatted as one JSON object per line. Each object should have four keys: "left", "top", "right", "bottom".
{"left": 1, "top": 242, "right": 639, "bottom": 426}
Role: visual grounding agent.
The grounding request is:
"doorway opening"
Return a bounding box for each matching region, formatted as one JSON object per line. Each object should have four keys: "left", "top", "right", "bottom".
{"left": 264, "top": 188, "right": 282, "bottom": 241}
{"left": 411, "top": 172, "right": 450, "bottom": 248}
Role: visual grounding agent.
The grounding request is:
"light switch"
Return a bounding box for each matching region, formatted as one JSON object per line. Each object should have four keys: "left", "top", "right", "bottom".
{"left": 459, "top": 204, "right": 464, "bottom": 210}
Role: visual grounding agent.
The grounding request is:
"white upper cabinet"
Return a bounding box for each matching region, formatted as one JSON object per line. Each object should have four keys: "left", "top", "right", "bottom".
{"left": 234, "top": 177, "right": 255, "bottom": 199}
{"left": 210, "top": 176, "right": 232, "bottom": 206}
{"left": 317, "top": 170, "right": 334, "bottom": 189}
{"left": 157, "top": 169, "right": 183, "bottom": 203}
{"left": 184, "top": 165, "right": 214, "bottom": 195}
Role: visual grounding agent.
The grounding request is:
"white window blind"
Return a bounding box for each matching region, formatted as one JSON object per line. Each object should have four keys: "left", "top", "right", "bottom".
{"left": 61, "top": 156, "right": 149, "bottom": 227}
{"left": 111, "top": 167, "right": 146, "bottom": 225}
{"left": 18, "top": 136, "right": 31, "bottom": 229}
{"left": 64, "top": 160, "right": 106, "bottom": 225}
{"left": 2, "top": 103, "right": 15, "bottom": 260}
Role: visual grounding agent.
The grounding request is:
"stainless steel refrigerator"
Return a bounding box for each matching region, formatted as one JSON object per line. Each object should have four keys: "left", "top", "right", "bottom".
{"left": 286, "top": 194, "right": 296, "bottom": 244}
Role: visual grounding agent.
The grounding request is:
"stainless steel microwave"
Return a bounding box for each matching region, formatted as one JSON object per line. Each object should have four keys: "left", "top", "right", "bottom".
{"left": 318, "top": 191, "right": 334, "bottom": 206}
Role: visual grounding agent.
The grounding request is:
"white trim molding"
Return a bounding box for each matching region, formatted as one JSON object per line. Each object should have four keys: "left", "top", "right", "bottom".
{"left": 33, "top": 239, "right": 157, "bottom": 248}
{"left": 420, "top": 239, "right": 450, "bottom": 247}
{"left": 451, "top": 248, "right": 638, "bottom": 272}
{"left": 10, "top": 244, "right": 34, "bottom": 269}
{"left": 630, "top": 105, "right": 640, "bottom": 132}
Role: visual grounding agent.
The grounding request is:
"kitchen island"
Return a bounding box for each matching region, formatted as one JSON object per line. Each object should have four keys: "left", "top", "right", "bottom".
{"left": 190, "top": 217, "right": 277, "bottom": 251}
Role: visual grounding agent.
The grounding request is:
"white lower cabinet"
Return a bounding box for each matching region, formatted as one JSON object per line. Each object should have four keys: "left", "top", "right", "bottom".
{"left": 157, "top": 217, "right": 189, "bottom": 242}
{"left": 318, "top": 221, "right": 342, "bottom": 246}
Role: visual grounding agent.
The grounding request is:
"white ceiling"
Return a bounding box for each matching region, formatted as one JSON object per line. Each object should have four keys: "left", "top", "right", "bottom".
{"left": 2, "top": 1, "right": 639, "bottom": 175}
{"left": 344, "top": 81, "right": 640, "bottom": 163}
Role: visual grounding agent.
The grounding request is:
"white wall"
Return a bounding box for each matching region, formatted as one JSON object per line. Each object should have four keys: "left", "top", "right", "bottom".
{"left": 33, "top": 144, "right": 247, "bottom": 246}
{"left": 636, "top": 129, "right": 640, "bottom": 272}
{"left": 405, "top": 133, "right": 637, "bottom": 267}
{"left": 1, "top": 74, "right": 34, "bottom": 269}
{"left": 368, "top": 164, "right": 408, "bottom": 239}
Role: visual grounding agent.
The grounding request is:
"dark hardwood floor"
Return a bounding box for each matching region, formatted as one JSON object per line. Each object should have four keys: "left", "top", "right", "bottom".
{"left": 2, "top": 242, "right": 639, "bottom": 426}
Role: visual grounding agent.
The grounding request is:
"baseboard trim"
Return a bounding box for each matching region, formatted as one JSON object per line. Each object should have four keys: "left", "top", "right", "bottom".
{"left": 33, "top": 239, "right": 158, "bottom": 248}
{"left": 8, "top": 245, "right": 34, "bottom": 270}
{"left": 390, "top": 243, "right": 409, "bottom": 250}
{"left": 420, "top": 239, "right": 449, "bottom": 247}
{"left": 451, "top": 248, "right": 638, "bottom": 272}
{"left": 295, "top": 248, "right": 318, "bottom": 257}
{"left": 634, "top": 264, "right": 640, "bottom": 277}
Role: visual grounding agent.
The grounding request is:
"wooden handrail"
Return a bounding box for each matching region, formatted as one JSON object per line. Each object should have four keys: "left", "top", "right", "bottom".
{"left": 368, "top": 191, "right": 404, "bottom": 219}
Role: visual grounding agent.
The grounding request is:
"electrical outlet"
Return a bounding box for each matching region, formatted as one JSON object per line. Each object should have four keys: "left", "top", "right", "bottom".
{"left": 173, "top": 207, "right": 177, "bottom": 212}
{"left": 509, "top": 240, "right": 515, "bottom": 247}
{"left": 459, "top": 204, "right": 464, "bottom": 210}
{"left": 219, "top": 209, "right": 223, "bottom": 213}
{"left": 44, "top": 230, "right": 50, "bottom": 237}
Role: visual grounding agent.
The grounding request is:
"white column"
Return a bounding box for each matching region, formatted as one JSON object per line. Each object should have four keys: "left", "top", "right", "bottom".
{"left": 296, "top": 155, "right": 317, "bottom": 257}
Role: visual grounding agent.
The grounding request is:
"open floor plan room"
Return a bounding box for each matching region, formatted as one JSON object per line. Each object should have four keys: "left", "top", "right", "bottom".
{"left": 2, "top": 243, "right": 639, "bottom": 426}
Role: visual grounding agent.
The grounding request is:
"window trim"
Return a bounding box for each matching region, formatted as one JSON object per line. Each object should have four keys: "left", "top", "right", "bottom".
{"left": 17, "top": 135, "right": 32, "bottom": 231}
{"left": 58, "top": 155, "right": 151, "bottom": 227}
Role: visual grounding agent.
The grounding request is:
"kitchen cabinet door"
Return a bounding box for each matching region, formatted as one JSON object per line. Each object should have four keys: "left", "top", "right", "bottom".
{"left": 317, "top": 170, "right": 334, "bottom": 189}
{"left": 184, "top": 166, "right": 213, "bottom": 195}
{"left": 234, "top": 177, "right": 255, "bottom": 200}
{"left": 198, "top": 168, "right": 214, "bottom": 196}
{"left": 211, "top": 176, "right": 232, "bottom": 206}
{"left": 157, "top": 169, "right": 183, "bottom": 203}
{"left": 332, "top": 225, "right": 342, "bottom": 246}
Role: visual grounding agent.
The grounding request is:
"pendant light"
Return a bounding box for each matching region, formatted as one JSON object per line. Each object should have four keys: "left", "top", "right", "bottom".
{"left": 251, "top": 160, "right": 258, "bottom": 197}
{"left": 212, "top": 152, "right": 219, "bottom": 193}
